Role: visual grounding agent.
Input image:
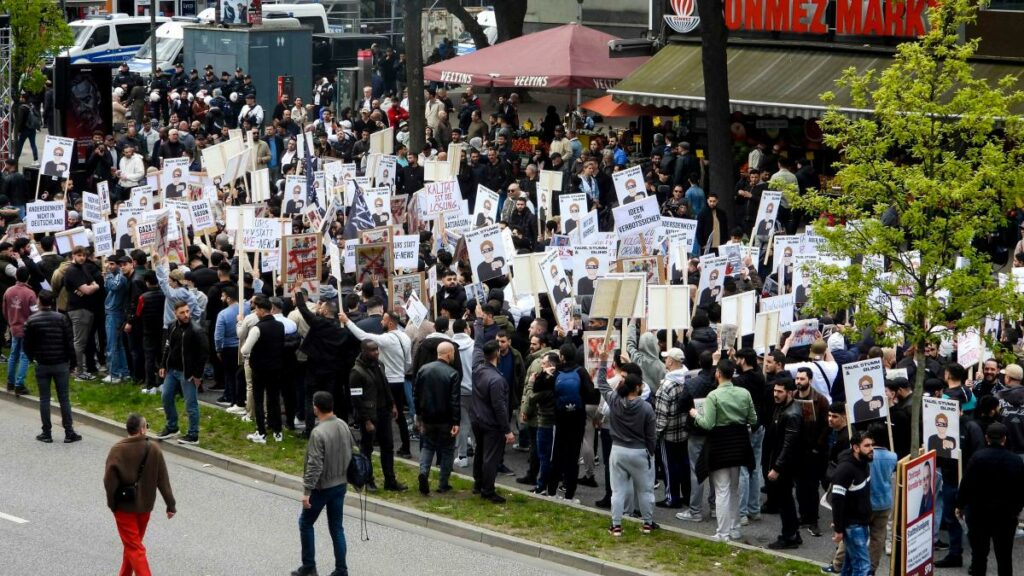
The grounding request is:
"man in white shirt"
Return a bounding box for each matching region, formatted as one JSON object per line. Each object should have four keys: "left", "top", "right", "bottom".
{"left": 115, "top": 144, "right": 146, "bottom": 198}
{"left": 338, "top": 309, "right": 415, "bottom": 457}
{"left": 425, "top": 90, "right": 443, "bottom": 131}
{"left": 238, "top": 94, "right": 264, "bottom": 128}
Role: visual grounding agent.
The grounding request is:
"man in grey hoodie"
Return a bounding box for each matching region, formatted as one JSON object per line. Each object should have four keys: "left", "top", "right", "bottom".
{"left": 452, "top": 319, "right": 475, "bottom": 467}
{"left": 626, "top": 320, "right": 665, "bottom": 393}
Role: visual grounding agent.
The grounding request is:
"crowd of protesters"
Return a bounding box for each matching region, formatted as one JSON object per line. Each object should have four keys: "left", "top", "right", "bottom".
{"left": 3, "top": 57, "right": 1024, "bottom": 576}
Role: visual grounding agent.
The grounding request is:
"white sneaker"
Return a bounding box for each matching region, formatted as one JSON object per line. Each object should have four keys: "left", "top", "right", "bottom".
{"left": 675, "top": 510, "right": 703, "bottom": 522}
{"left": 293, "top": 417, "right": 305, "bottom": 429}
{"left": 247, "top": 432, "right": 266, "bottom": 444}
{"left": 273, "top": 432, "right": 283, "bottom": 442}
{"left": 101, "top": 375, "right": 121, "bottom": 384}
{"left": 455, "top": 457, "right": 469, "bottom": 468}
{"left": 226, "top": 405, "right": 246, "bottom": 415}
{"left": 740, "top": 515, "right": 750, "bottom": 526}
{"left": 729, "top": 529, "right": 742, "bottom": 541}
{"left": 240, "top": 415, "right": 251, "bottom": 423}
{"left": 140, "top": 386, "right": 150, "bottom": 394}
{"left": 710, "top": 534, "right": 731, "bottom": 543}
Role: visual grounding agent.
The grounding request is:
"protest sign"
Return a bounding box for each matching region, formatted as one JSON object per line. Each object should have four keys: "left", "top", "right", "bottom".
{"left": 956, "top": 328, "right": 982, "bottom": 368}
{"left": 590, "top": 275, "right": 645, "bottom": 320}
{"left": 923, "top": 397, "right": 961, "bottom": 461}
{"left": 753, "top": 310, "right": 781, "bottom": 352}
{"left": 243, "top": 218, "right": 283, "bottom": 251}
{"left": 326, "top": 238, "right": 342, "bottom": 287}
{"left": 895, "top": 451, "right": 937, "bottom": 576}
{"left": 344, "top": 239, "right": 359, "bottom": 274}
{"left": 422, "top": 179, "right": 462, "bottom": 217}
{"left": 162, "top": 157, "right": 190, "bottom": 200}
{"left": 584, "top": 332, "right": 622, "bottom": 380}
{"left": 93, "top": 221, "right": 114, "bottom": 257}
{"left": 611, "top": 165, "right": 646, "bottom": 205}
{"left": 391, "top": 273, "right": 425, "bottom": 323}
{"left": 843, "top": 358, "right": 888, "bottom": 424}
{"left": 355, "top": 243, "right": 390, "bottom": 284}
{"left": 423, "top": 159, "right": 449, "bottom": 183}
{"left": 612, "top": 196, "right": 661, "bottom": 238}
{"left": 695, "top": 256, "right": 728, "bottom": 308}
{"left": 464, "top": 224, "right": 508, "bottom": 283}
{"left": 250, "top": 168, "right": 272, "bottom": 203}
{"left": 558, "top": 193, "right": 586, "bottom": 237}
{"left": 647, "top": 285, "right": 691, "bottom": 331}
{"left": 151, "top": 210, "right": 171, "bottom": 259}
{"left": 721, "top": 290, "right": 756, "bottom": 338}
{"left": 25, "top": 201, "right": 66, "bottom": 233}
{"left": 97, "top": 181, "right": 111, "bottom": 215}
{"left": 376, "top": 154, "right": 397, "bottom": 188}
{"left": 40, "top": 136, "right": 74, "bottom": 181}
{"left": 759, "top": 293, "right": 795, "bottom": 332}
{"left": 539, "top": 169, "right": 563, "bottom": 192}
{"left": 579, "top": 209, "right": 599, "bottom": 242}
{"left": 511, "top": 252, "right": 547, "bottom": 297}
{"left": 131, "top": 185, "right": 155, "bottom": 210}
{"left": 539, "top": 248, "right": 574, "bottom": 330}
{"left": 536, "top": 186, "right": 553, "bottom": 227}
{"left": 405, "top": 291, "right": 429, "bottom": 330}
{"left": 369, "top": 126, "right": 394, "bottom": 155}
{"left": 443, "top": 210, "right": 473, "bottom": 234}
{"left": 473, "top": 185, "right": 500, "bottom": 228}
{"left": 392, "top": 234, "right": 420, "bottom": 272}
{"left": 189, "top": 199, "right": 217, "bottom": 234}
{"left": 365, "top": 187, "right": 392, "bottom": 227}
{"left": 281, "top": 233, "right": 321, "bottom": 295}
{"left": 81, "top": 192, "right": 103, "bottom": 224}
{"left": 54, "top": 227, "right": 90, "bottom": 254}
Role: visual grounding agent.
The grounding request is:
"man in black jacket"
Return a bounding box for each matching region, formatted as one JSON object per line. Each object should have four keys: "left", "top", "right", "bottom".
{"left": 471, "top": 307, "right": 515, "bottom": 504}
{"left": 957, "top": 422, "right": 1024, "bottom": 576}
{"left": 886, "top": 377, "right": 913, "bottom": 458}
{"left": 830, "top": 431, "right": 874, "bottom": 576}
{"left": 293, "top": 290, "right": 352, "bottom": 431}
{"left": 351, "top": 340, "right": 406, "bottom": 492}
{"left": 765, "top": 378, "right": 803, "bottom": 549}
{"left": 241, "top": 297, "right": 285, "bottom": 444}
{"left": 155, "top": 301, "right": 209, "bottom": 445}
{"left": 64, "top": 246, "right": 102, "bottom": 381}
{"left": 414, "top": 341, "right": 461, "bottom": 495}
{"left": 24, "top": 290, "right": 81, "bottom": 443}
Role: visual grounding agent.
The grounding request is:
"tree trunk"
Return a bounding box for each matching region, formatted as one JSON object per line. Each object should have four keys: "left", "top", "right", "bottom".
{"left": 404, "top": 0, "right": 425, "bottom": 155}
{"left": 910, "top": 348, "right": 926, "bottom": 455}
{"left": 442, "top": 0, "right": 489, "bottom": 50}
{"left": 695, "top": 0, "right": 735, "bottom": 219}
{"left": 494, "top": 0, "right": 528, "bottom": 43}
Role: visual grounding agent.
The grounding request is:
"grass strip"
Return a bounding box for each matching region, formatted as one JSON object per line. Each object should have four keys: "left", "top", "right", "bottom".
{"left": 7, "top": 366, "right": 819, "bottom": 576}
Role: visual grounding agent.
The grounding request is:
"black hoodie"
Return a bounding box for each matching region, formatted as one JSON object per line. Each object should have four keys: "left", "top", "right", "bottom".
{"left": 830, "top": 449, "right": 871, "bottom": 533}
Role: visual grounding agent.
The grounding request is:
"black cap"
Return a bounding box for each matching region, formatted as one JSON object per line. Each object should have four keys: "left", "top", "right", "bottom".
{"left": 235, "top": 67, "right": 243, "bottom": 72}
{"left": 204, "top": 64, "right": 214, "bottom": 70}
{"left": 116, "top": 255, "right": 133, "bottom": 264}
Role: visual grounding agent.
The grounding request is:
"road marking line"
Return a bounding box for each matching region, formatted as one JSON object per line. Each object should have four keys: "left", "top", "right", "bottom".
{"left": 0, "top": 511, "right": 28, "bottom": 524}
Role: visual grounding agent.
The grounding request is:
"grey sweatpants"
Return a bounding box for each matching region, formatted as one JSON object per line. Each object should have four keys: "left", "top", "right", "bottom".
{"left": 68, "top": 308, "right": 94, "bottom": 372}
{"left": 610, "top": 444, "right": 655, "bottom": 526}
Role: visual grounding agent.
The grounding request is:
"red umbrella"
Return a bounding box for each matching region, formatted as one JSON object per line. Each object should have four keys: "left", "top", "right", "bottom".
{"left": 423, "top": 24, "right": 649, "bottom": 90}
{"left": 580, "top": 95, "right": 673, "bottom": 117}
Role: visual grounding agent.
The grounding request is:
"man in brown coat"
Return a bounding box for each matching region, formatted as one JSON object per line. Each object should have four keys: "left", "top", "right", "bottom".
{"left": 103, "top": 413, "right": 176, "bottom": 576}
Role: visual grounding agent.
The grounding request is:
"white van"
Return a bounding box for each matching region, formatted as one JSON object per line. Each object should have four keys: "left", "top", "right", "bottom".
{"left": 64, "top": 14, "right": 170, "bottom": 65}
{"left": 127, "top": 4, "right": 335, "bottom": 77}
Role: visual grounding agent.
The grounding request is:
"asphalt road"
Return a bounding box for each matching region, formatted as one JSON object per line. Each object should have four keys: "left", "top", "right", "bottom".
{"left": 0, "top": 402, "right": 591, "bottom": 576}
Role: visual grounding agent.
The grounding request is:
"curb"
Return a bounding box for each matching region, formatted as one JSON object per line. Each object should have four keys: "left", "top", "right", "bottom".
{"left": 0, "top": 389, "right": 655, "bottom": 576}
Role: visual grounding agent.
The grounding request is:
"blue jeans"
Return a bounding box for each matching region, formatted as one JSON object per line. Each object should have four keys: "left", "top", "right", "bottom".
{"left": 298, "top": 483, "right": 347, "bottom": 575}
{"left": 404, "top": 378, "right": 415, "bottom": 420}
{"left": 418, "top": 425, "right": 455, "bottom": 486}
{"left": 161, "top": 369, "right": 199, "bottom": 436}
{"left": 105, "top": 311, "right": 129, "bottom": 378}
{"left": 841, "top": 524, "right": 871, "bottom": 576}
{"left": 740, "top": 425, "right": 765, "bottom": 516}
{"left": 535, "top": 426, "right": 554, "bottom": 491}
{"left": 7, "top": 335, "right": 29, "bottom": 386}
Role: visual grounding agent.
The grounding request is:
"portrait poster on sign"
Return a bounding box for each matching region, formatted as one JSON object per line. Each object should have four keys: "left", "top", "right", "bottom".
{"left": 772, "top": 235, "right": 801, "bottom": 277}
{"left": 901, "top": 451, "right": 937, "bottom": 576}
{"left": 536, "top": 186, "right": 552, "bottom": 227}
{"left": 129, "top": 185, "right": 154, "bottom": 211}
{"left": 364, "top": 187, "right": 391, "bottom": 227}
{"left": 558, "top": 193, "right": 586, "bottom": 237}
{"left": 572, "top": 245, "right": 611, "bottom": 298}
{"left": 390, "top": 273, "right": 425, "bottom": 324}
{"left": 753, "top": 190, "right": 783, "bottom": 239}
{"left": 376, "top": 154, "right": 397, "bottom": 188}
{"left": 474, "top": 185, "right": 500, "bottom": 228}
{"left": 355, "top": 243, "right": 390, "bottom": 285}
{"left": 620, "top": 256, "right": 664, "bottom": 286}
{"left": 93, "top": 221, "right": 114, "bottom": 257}
{"left": 40, "top": 136, "right": 75, "bottom": 181}
{"left": 464, "top": 224, "right": 508, "bottom": 283}
{"left": 25, "top": 201, "right": 66, "bottom": 234}
{"left": 162, "top": 157, "right": 190, "bottom": 200}
{"left": 97, "top": 180, "right": 111, "bottom": 215}
{"left": 923, "top": 397, "right": 960, "bottom": 461}
{"left": 583, "top": 331, "right": 622, "bottom": 380}
{"left": 283, "top": 175, "right": 306, "bottom": 215}
{"left": 281, "top": 233, "right": 321, "bottom": 295}
{"left": 392, "top": 234, "right": 420, "bottom": 272}
{"left": 842, "top": 358, "right": 889, "bottom": 424}
{"left": 539, "top": 248, "right": 574, "bottom": 329}
{"left": 116, "top": 209, "right": 142, "bottom": 251}
{"left": 612, "top": 165, "right": 645, "bottom": 205}
{"left": 695, "top": 256, "right": 728, "bottom": 308}
{"left": 792, "top": 253, "right": 816, "bottom": 304}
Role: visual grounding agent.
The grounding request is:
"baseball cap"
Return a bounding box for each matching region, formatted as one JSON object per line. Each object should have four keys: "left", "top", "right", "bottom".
{"left": 661, "top": 348, "right": 685, "bottom": 362}
{"left": 116, "top": 255, "right": 133, "bottom": 264}
{"left": 1002, "top": 363, "right": 1023, "bottom": 381}
{"left": 168, "top": 269, "right": 186, "bottom": 283}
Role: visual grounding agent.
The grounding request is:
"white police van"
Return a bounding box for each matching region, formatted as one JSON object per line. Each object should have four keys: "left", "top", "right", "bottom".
{"left": 63, "top": 14, "right": 170, "bottom": 65}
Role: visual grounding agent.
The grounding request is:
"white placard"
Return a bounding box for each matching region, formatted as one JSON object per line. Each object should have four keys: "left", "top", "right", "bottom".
{"left": 464, "top": 224, "right": 508, "bottom": 283}
{"left": 559, "top": 193, "right": 587, "bottom": 238}
{"left": 539, "top": 169, "right": 563, "bottom": 192}
{"left": 843, "top": 357, "right": 888, "bottom": 424}
{"left": 539, "top": 248, "right": 574, "bottom": 329}
{"left": 923, "top": 397, "right": 961, "bottom": 461}
{"left": 82, "top": 192, "right": 103, "bottom": 224}
{"left": 611, "top": 165, "right": 646, "bottom": 205}
{"left": 422, "top": 179, "right": 462, "bottom": 217}
{"left": 646, "top": 285, "right": 691, "bottom": 331}
{"left": 612, "top": 195, "right": 661, "bottom": 238}
{"left": 753, "top": 190, "right": 783, "bottom": 238}
{"left": 473, "top": 185, "right": 500, "bottom": 228}
{"left": 93, "top": 221, "right": 114, "bottom": 257}
{"left": 189, "top": 199, "right": 216, "bottom": 233}
{"left": 243, "top": 218, "right": 283, "bottom": 251}
{"left": 40, "top": 136, "right": 74, "bottom": 180}
{"left": 721, "top": 290, "right": 756, "bottom": 337}
{"left": 25, "top": 201, "right": 66, "bottom": 233}
{"left": 392, "top": 234, "right": 420, "bottom": 272}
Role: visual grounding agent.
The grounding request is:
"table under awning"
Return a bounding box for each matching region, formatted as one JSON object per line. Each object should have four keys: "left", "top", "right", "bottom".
{"left": 608, "top": 42, "right": 1024, "bottom": 119}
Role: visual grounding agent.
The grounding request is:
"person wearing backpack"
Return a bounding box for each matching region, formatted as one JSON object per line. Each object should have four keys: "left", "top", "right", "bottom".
{"left": 294, "top": 391, "right": 354, "bottom": 576}
{"left": 15, "top": 93, "right": 39, "bottom": 163}
{"left": 544, "top": 343, "right": 598, "bottom": 502}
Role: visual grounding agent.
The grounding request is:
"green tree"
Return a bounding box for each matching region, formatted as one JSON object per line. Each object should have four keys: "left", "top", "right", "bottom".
{"left": 1, "top": 1, "right": 73, "bottom": 93}
{"left": 793, "top": 0, "right": 1024, "bottom": 452}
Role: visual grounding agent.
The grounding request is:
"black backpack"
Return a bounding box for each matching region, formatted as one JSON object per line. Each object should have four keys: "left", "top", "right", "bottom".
{"left": 346, "top": 450, "right": 372, "bottom": 489}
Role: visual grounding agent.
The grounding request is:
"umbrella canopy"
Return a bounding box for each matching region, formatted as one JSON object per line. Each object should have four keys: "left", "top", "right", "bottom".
{"left": 580, "top": 94, "right": 673, "bottom": 117}
{"left": 423, "top": 24, "right": 649, "bottom": 90}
